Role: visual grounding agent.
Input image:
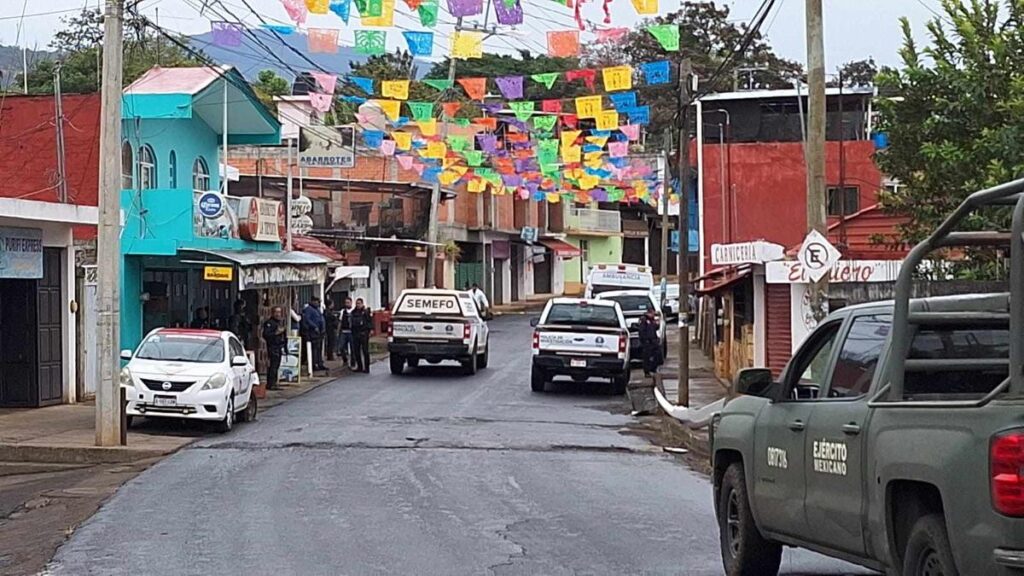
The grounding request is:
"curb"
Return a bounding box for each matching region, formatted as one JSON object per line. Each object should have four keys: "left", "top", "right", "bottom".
{"left": 0, "top": 444, "right": 180, "bottom": 465}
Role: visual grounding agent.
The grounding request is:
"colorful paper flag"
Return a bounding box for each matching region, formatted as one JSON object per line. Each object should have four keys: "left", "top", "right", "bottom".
{"left": 630, "top": 0, "right": 657, "bottom": 14}
{"left": 402, "top": 31, "right": 434, "bottom": 56}
{"left": 620, "top": 124, "right": 640, "bottom": 141}
{"left": 354, "top": 0, "right": 382, "bottom": 17}
{"left": 541, "top": 99, "right": 562, "bottom": 114}
{"left": 562, "top": 145, "right": 582, "bottom": 163}
{"left": 261, "top": 23, "right": 296, "bottom": 34}
{"left": 508, "top": 101, "right": 535, "bottom": 121}
{"left": 574, "top": 95, "right": 603, "bottom": 118}
{"left": 495, "top": 76, "right": 524, "bottom": 100}
{"left": 457, "top": 77, "right": 487, "bottom": 100}
{"left": 306, "top": 0, "right": 330, "bottom": 13}
{"left": 533, "top": 115, "right": 558, "bottom": 132}
{"left": 309, "top": 92, "right": 333, "bottom": 112}
{"left": 547, "top": 30, "right": 580, "bottom": 57}
{"left": 627, "top": 105, "right": 650, "bottom": 125}
{"left": 349, "top": 76, "right": 374, "bottom": 94}
{"left": 354, "top": 30, "right": 386, "bottom": 54}
{"left": 494, "top": 0, "right": 523, "bottom": 25}
{"left": 452, "top": 31, "right": 483, "bottom": 59}
{"left": 424, "top": 141, "right": 447, "bottom": 159}
{"left": 595, "top": 110, "right": 619, "bottom": 130}
{"left": 393, "top": 131, "right": 413, "bottom": 150}
{"left": 380, "top": 139, "right": 397, "bottom": 156}
{"left": 447, "top": 0, "right": 483, "bottom": 16}
{"left": 307, "top": 28, "right": 340, "bottom": 53}
{"left": 531, "top": 72, "right": 559, "bottom": 90}
{"left": 441, "top": 101, "right": 461, "bottom": 118}
{"left": 310, "top": 71, "right": 338, "bottom": 94}
{"left": 211, "top": 22, "right": 243, "bottom": 47}
{"left": 406, "top": 101, "right": 434, "bottom": 121}
{"left": 418, "top": 0, "right": 439, "bottom": 26}
{"left": 329, "top": 0, "right": 352, "bottom": 22}
{"left": 363, "top": 130, "right": 384, "bottom": 148}
{"left": 464, "top": 150, "right": 484, "bottom": 166}
{"left": 642, "top": 60, "right": 671, "bottom": 84}
{"left": 566, "top": 69, "right": 596, "bottom": 90}
{"left": 373, "top": 99, "right": 401, "bottom": 121}
{"left": 361, "top": 0, "right": 395, "bottom": 26}
{"left": 417, "top": 119, "right": 438, "bottom": 136}
{"left": 473, "top": 117, "right": 498, "bottom": 130}
{"left": 381, "top": 80, "right": 410, "bottom": 100}
{"left": 447, "top": 135, "right": 469, "bottom": 152}
{"left": 281, "top": 0, "right": 308, "bottom": 24}
{"left": 602, "top": 65, "right": 633, "bottom": 91}
{"left": 595, "top": 27, "right": 628, "bottom": 43}
{"left": 423, "top": 78, "right": 454, "bottom": 91}
{"left": 608, "top": 91, "right": 636, "bottom": 110}
{"left": 647, "top": 24, "right": 679, "bottom": 51}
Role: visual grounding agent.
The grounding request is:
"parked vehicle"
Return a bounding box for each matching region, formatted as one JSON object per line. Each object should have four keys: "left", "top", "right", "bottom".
{"left": 530, "top": 298, "right": 630, "bottom": 394}
{"left": 658, "top": 283, "right": 681, "bottom": 320}
{"left": 388, "top": 289, "right": 490, "bottom": 375}
{"left": 595, "top": 289, "right": 666, "bottom": 362}
{"left": 584, "top": 264, "right": 654, "bottom": 298}
{"left": 712, "top": 178, "right": 1024, "bottom": 576}
{"left": 121, "top": 328, "right": 258, "bottom": 432}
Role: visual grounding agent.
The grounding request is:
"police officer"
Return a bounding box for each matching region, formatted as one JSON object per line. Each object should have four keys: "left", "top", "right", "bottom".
{"left": 637, "top": 305, "right": 662, "bottom": 378}
{"left": 262, "top": 306, "right": 287, "bottom": 390}
{"left": 350, "top": 298, "right": 372, "bottom": 373}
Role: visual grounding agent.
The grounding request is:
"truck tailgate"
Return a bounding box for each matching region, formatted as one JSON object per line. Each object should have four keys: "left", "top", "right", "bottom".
{"left": 392, "top": 318, "right": 466, "bottom": 341}
{"left": 537, "top": 326, "right": 621, "bottom": 355}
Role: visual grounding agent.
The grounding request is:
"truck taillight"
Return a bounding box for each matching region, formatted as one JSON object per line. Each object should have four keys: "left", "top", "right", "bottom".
{"left": 618, "top": 334, "right": 627, "bottom": 353}
{"left": 532, "top": 332, "right": 539, "bottom": 350}
{"left": 463, "top": 324, "right": 471, "bottom": 339}
{"left": 992, "top": 431, "right": 1024, "bottom": 516}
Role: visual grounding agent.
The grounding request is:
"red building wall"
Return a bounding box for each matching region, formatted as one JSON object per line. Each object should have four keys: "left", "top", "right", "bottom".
{"left": 699, "top": 140, "right": 883, "bottom": 272}
{"left": 0, "top": 94, "right": 101, "bottom": 237}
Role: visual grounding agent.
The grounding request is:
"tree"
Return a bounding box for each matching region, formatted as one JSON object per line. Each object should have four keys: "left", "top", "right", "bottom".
{"left": 253, "top": 69, "right": 290, "bottom": 111}
{"left": 585, "top": 1, "right": 804, "bottom": 131}
{"left": 874, "top": 1, "right": 1024, "bottom": 276}
{"left": 17, "top": 8, "right": 203, "bottom": 94}
{"left": 828, "top": 58, "right": 879, "bottom": 87}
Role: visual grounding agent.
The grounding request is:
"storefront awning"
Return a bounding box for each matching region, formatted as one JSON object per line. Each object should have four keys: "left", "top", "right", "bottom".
{"left": 696, "top": 266, "right": 752, "bottom": 295}
{"left": 291, "top": 235, "right": 345, "bottom": 262}
{"left": 540, "top": 238, "right": 582, "bottom": 258}
{"left": 183, "top": 249, "right": 330, "bottom": 290}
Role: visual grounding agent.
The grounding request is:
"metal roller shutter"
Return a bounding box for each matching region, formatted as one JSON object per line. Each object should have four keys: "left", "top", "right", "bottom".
{"left": 765, "top": 284, "right": 792, "bottom": 377}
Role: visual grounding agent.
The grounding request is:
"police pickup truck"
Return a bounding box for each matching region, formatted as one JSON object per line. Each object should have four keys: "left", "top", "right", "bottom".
{"left": 388, "top": 289, "right": 489, "bottom": 376}
{"left": 530, "top": 298, "right": 630, "bottom": 394}
{"left": 712, "top": 179, "right": 1024, "bottom": 576}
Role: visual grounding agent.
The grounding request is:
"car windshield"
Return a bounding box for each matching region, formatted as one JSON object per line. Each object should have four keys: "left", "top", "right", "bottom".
{"left": 136, "top": 334, "right": 225, "bottom": 363}
{"left": 545, "top": 304, "right": 621, "bottom": 328}
{"left": 600, "top": 295, "right": 652, "bottom": 314}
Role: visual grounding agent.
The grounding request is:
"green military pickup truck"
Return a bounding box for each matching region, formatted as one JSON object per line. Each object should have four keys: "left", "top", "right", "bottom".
{"left": 712, "top": 179, "right": 1024, "bottom": 576}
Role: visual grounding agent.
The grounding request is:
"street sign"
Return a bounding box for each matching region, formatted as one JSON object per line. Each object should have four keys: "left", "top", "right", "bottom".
{"left": 796, "top": 230, "right": 841, "bottom": 282}
{"left": 711, "top": 241, "right": 785, "bottom": 266}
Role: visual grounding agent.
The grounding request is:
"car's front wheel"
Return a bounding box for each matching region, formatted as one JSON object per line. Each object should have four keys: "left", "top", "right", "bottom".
{"left": 217, "top": 395, "right": 235, "bottom": 433}
{"left": 718, "top": 463, "right": 782, "bottom": 576}
{"left": 240, "top": 393, "right": 258, "bottom": 423}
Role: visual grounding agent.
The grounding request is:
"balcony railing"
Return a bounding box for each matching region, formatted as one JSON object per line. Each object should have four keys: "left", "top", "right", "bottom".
{"left": 565, "top": 208, "right": 621, "bottom": 235}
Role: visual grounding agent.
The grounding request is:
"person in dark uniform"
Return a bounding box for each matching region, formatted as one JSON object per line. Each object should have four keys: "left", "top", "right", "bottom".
{"left": 228, "top": 299, "right": 252, "bottom": 348}
{"left": 300, "top": 296, "right": 327, "bottom": 372}
{"left": 338, "top": 297, "right": 354, "bottom": 367}
{"left": 190, "top": 307, "right": 210, "bottom": 329}
{"left": 637, "top": 305, "right": 662, "bottom": 378}
{"left": 324, "top": 299, "right": 340, "bottom": 362}
{"left": 262, "top": 306, "right": 287, "bottom": 390}
{"left": 350, "top": 298, "right": 373, "bottom": 373}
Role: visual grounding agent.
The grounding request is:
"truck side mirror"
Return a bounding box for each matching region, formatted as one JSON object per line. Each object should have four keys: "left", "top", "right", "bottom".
{"left": 529, "top": 317, "right": 540, "bottom": 328}
{"left": 734, "top": 368, "right": 775, "bottom": 398}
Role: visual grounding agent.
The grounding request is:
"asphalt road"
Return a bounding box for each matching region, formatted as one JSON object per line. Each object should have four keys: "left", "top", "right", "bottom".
{"left": 49, "top": 316, "right": 873, "bottom": 576}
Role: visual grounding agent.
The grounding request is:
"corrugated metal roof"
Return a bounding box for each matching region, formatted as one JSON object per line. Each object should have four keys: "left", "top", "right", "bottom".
{"left": 291, "top": 235, "right": 344, "bottom": 262}
{"left": 700, "top": 86, "right": 875, "bottom": 102}
{"left": 124, "top": 66, "right": 229, "bottom": 95}
{"left": 184, "top": 248, "right": 330, "bottom": 266}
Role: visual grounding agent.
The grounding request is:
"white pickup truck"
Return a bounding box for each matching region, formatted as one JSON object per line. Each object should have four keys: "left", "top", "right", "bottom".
{"left": 388, "top": 289, "right": 490, "bottom": 375}
{"left": 530, "top": 298, "right": 630, "bottom": 394}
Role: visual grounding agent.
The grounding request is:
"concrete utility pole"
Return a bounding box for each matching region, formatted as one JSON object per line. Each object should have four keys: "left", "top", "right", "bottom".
{"left": 805, "top": 0, "right": 828, "bottom": 320}
{"left": 660, "top": 129, "right": 671, "bottom": 281}
{"left": 424, "top": 17, "right": 463, "bottom": 289}
{"left": 54, "top": 63, "right": 68, "bottom": 203}
{"left": 96, "top": 0, "right": 124, "bottom": 447}
{"left": 676, "top": 59, "right": 693, "bottom": 407}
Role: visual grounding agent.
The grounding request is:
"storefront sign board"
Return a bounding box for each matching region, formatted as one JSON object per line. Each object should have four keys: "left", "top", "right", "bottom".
{"left": 766, "top": 260, "right": 903, "bottom": 284}
{"left": 711, "top": 241, "right": 784, "bottom": 266}
{"left": 203, "top": 266, "right": 234, "bottom": 282}
{"left": 238, "top": 264, "right": 325, "bottom": 290}
{"left": 0, "top": 226, "right": 43, "bottom": 279}
{"left": 238, "top": 197, "right": 284, "bottom": 243}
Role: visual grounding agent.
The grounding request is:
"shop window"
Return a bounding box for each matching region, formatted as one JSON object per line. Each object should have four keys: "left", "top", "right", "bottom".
{"left": 351, "top": 202, "right": 372, "bottom": 227}
{"left": 193, "top": 157, "right": 211, "bottom": 191}
{"left": 121, "top": 141, "right": 134, "bottom": 189}
{"left": 827, "top": 186, "right": 859, "bottom": 217}
{"left": 169, "top": 150, "right": 178, "bottom": 188}
{"left": 139, "top": 144, "right": 157, "bottom": 189}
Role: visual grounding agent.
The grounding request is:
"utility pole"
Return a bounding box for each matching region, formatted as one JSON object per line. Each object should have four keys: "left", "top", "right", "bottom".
{"left": 805, "top": 0, "right": 828, "bottom": 321}
{"left": 660, "top": 129, "right": 671, "bottom": 281}
{"left": 424, "top": 16, "right": 463, "bottom": 289}
{"left": 676, "top": 59, "right": 693, "bottom": 407}
{"left": 96, "top": 0, "right": 124, "bottom": 447}
{"left": 54, "top": 64, "right": 68, "bottom": 203}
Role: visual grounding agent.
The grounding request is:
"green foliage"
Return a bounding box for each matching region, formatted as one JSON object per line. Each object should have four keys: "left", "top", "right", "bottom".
{"left": 252, "top": 69, "right": 291, "bottom": 112}
{"left": 16, "top": 8, "right": 203, "bottom": 94}
{"left": 875, "top": 0, "right": 1024, "bottom": 277}
{"left": 829, "top": 58, "right": 879, "bottom": 87}
{"left": 585, "top": 1, "right": 803, "bottom": 132}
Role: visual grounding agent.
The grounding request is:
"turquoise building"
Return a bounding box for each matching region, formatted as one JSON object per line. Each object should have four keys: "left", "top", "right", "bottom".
{"left": 120, "top": 66, "right": 328, "bottom": 351}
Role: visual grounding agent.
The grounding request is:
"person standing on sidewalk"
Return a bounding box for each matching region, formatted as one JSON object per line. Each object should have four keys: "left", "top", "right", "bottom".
{"left": 350, "top": 298, "right": 372, "bottom": 373}
{"left": 262, "top": 306, "right": 287, "bottom": 390}
{"left": 338, "top": 297, "right": 354, "bottom": 368}
{"left": 300, "top": 296, "right": 327, "bottom": 373}
{"left": 229, "top": 299, "right": 252, "bottom": 348}
{"left": 324, "top": 299, "right": 340, "bottom": 362}
{"left": 638, "top": 306, "right": 662, "bottom": 378}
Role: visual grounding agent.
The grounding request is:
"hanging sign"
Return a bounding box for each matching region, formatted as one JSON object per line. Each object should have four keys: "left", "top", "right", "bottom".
{"left": 796, "top": 230, "right": 842, "bottom": 282}
{"left": 238, "top": 197, "right": 284, "bottom": 243}
{"left": 0, "top": 226, "right": 43, "bottom": 279}
{"left": 766, "top": 260, "right": 903, "bottom": 284}
{"left": 710, "top": 241, "right": 785, "bottom": 266}
{"left": 298, "top": 125, "right": 356, "bottom": 168}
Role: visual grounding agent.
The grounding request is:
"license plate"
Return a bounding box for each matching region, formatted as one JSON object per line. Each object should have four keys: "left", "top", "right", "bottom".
{"left": 154, "top": 396, "right": 177, "bottom": 407}
{"left": 570, "top": 359, "right": 587, "bottom": 368}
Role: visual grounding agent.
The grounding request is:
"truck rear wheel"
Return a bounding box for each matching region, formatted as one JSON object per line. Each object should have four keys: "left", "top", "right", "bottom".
{"left": 718, "top": 463, "right": 781, "bottom": 576}
{"left": 389, "top": 355, "right": 405, "bottom": 375}
{"left": 902, "top": 514, "right": 958, "bottom": 576}
{"left": 531, "top": 367, "right": 546, "bottom": 392}
{"left": 463, "top": 345, "right": 478, "bottom": 375}
{"left": 612, "top": 372, "right": 629, "bottom": 395}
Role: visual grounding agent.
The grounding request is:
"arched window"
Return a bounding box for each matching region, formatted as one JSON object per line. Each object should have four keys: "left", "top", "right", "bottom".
{"left": 121, "top": 141, "right": 134, "bottom": 189}
{"left": 139, "top": 144, "right": 156, "bottom": 189}
{"left": 168, "top": 150, "right": 178, "bottom": 188}
{"left": 192, "top": 157, "right": 210, "bottom": 191}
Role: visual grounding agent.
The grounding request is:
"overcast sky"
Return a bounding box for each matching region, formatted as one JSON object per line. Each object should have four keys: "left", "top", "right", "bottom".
{"left": 1, "top": 0, "right": 944, "bottom": 70}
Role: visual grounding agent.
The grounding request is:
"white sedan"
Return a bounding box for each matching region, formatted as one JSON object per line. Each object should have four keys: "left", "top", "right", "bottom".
{"left": 120, "top": 328, "right": 258, "bottom": 432}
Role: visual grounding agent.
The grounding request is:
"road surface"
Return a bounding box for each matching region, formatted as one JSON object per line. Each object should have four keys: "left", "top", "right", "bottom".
{"left": 49, "top": 316, "right": 873, "bottom": 575}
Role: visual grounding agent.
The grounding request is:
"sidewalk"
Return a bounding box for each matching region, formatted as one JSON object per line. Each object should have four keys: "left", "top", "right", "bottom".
{"left": 491, "top": 294, "right": 552, "bottom": 316}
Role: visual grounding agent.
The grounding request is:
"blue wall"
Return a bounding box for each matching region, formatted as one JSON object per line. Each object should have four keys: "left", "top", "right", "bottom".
{"left": 122, "top": 114, "right": 221, "bottom": 193}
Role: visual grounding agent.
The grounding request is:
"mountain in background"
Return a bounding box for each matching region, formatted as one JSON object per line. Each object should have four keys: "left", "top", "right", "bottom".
{"left": 0, "top": 45, "right": 55, "bottom": 91}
